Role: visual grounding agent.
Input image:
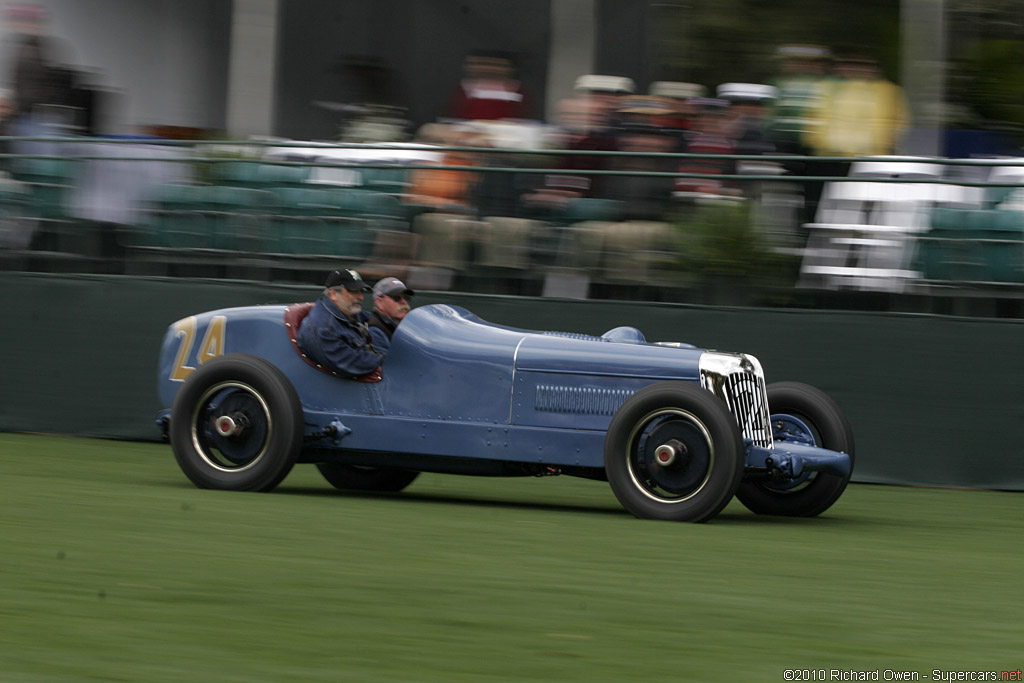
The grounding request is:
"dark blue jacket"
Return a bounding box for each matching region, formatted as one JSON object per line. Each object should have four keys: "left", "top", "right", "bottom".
{"left": 297, "top": 297, "right": 389, "bottom": 376}
{"left": 368, "top": 311, "right": 399, "bottom": 339}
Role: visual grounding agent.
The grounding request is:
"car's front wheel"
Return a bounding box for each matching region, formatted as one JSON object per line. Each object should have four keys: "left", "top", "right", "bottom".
{"left": 736, "top": 381, "right": 855, "bottom": 517}
{"left": 604, "top": 382, "right": 744, "bottom": 522}
{"left": 169, "top": 354, "right": 303, "bottom": 492}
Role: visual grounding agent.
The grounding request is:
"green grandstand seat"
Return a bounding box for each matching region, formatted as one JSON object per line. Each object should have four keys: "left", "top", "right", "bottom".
{"left": 929, "top": 207, "right": 965, "bottom": 235}
{"left": 993, "top": 208, "right": 1024, "bottom": 231}
{"left": 336, "top": 189, "right": 402, "bottom": 219}
{"left": 147, "top": 184, "right": 210, "bottom": 250}
{"left": 917, "top": 207, "right": 967, "bottom": 280}
{"left": 10, "top": 157, "right": 78, "bottom": 220}
{"left": 359, "top": 166, "right": 409, "bottom": 195}
{"left": 927, "top": 207, "right": 1024, "bottom": 283}
{"left": 562, "top": 198, "right": 624, "bottom": 225}
{"left": 203, "top": 186, "right": 273, "bottom": 252}
{"left": 316, "top": 188, "right": 385, "bottom": 258}
{"left": 977, "top": 209, "right": 1024, "bottom": 283}
{"left": 0, "top": 180, "right": 35, "bottom": 249}
{"left": 257, "top": 163, "right": 312, "bottom": 188}
{"left": 210, "top": 160, "right": 262, "bottom": 188}
{"left": 269, "top": 187, "right": 336, "bottom": 255}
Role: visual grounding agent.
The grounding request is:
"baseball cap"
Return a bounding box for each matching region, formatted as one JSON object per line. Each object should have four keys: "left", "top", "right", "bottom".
{"left": 373, "top": 277, "right": 415, "bottom": 298}
{"left": 716, "top": 83, "right": 777, "bottom": 103}
{"left": 325, "top": 268, "right": 371, "bottom": 292}
{"left": 574, "top": 74, "right": 636, "bottom": 95}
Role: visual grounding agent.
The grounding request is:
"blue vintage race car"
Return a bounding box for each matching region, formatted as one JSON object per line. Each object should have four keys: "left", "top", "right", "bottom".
{"left": 157, "top": 303, "right": 854, "bottom": 523}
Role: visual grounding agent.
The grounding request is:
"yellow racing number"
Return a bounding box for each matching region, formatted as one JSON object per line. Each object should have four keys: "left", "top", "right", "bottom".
{"left": 198, "top": 315, "right": 226, "bottom": 365}
{"left": 169, "top": 315, "right": 227, "bottom": 381}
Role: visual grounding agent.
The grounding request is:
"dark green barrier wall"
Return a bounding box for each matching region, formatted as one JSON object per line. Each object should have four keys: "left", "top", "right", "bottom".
{"left": 3, "top": 272, "right": 1022, "bottom": 490}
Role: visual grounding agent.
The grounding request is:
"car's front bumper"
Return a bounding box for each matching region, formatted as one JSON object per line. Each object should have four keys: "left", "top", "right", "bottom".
{"left": 745, "top": 441, "right": 852, "bottom": 479}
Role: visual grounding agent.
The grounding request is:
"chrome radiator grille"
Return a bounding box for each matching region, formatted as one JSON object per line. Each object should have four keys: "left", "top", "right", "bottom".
{"left": 699, "top": 352, "right": 773, "bottom": 448}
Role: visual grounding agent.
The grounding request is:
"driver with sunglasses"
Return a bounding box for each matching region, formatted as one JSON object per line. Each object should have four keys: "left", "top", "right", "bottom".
{"left": 369, "top": 277, "right": 415, "bottom": 339}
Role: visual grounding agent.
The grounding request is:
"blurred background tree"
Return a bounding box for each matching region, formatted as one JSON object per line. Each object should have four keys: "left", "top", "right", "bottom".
{"left": 946, "top": 0, "right": 1024, "bottom": 143}
{"left": 647, "top": 0, "right": 1024, "bottom": 143}
{"left": 649, "top": 0, "right": 902, "bottom": 87}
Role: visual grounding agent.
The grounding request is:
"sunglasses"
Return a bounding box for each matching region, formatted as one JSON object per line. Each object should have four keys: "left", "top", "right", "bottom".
{"left": 386, "top": 294, "right": 410, "bottom": 303}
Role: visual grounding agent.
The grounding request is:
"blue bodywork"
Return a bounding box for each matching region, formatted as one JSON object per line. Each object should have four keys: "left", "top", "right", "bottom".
{"left": 157, "top": 303, "right": 850, "bottom": 479}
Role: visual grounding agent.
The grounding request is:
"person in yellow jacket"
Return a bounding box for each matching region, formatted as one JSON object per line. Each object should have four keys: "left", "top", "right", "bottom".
{"left": 805, "top": 57, "right": 909, "bottom": 158}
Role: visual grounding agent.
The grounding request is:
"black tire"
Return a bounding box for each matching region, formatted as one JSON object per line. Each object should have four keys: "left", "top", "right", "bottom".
{"left": 316, "top": 463, "right": 420, "bottom": 492}
{"left": 604, "top": 381, "right": 745, "bottom": 522}
{"left": 169, "top": 354, "right": 303, "bottom": 492}
{"left": 736, "top": 381, "right": 855, "bottom": 517}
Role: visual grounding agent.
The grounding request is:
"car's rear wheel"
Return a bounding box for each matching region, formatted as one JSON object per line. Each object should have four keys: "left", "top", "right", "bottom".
{"left": 604, "top": 382, "right": 744, "bottom": 522}
{"left": 170, "top": 354, "right": 303, "bottom": 492}
{"left": 316, "top": 463, "right": 420, "bottom": 492}
{"left": 736, "top": 381, "right": 855, "bottom": 517}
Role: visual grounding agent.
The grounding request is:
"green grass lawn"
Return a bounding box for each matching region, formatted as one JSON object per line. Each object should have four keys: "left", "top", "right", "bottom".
{"left": 1, "top": 433, "right": 1021, "bottom": 682}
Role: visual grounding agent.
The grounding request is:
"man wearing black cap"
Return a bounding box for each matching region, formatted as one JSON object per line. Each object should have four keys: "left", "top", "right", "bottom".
{"left": 296, "top": 268, "right": 389, "bottom": 377}
{"left": 368, "top": 277, "right": 415, "bottom": 339}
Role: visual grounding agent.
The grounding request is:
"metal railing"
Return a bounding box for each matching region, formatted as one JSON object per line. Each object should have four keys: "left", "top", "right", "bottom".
{"left": 1, "top": 136, "right": 1023, "bottom": 316}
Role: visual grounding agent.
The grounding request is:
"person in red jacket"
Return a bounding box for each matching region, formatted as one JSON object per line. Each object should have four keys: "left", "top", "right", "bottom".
{"left": 447, "top": 51, "right": 528, "bottom": 122}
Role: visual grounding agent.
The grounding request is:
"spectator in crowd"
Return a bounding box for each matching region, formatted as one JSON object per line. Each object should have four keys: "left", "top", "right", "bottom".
{"left": 765, "top": 44, "right": 833, "bottom": 157}
{"left": 604, "top": 96, "right": 678, "bottom": 220}
{"left": 764, "top": 45, "right": 834, "bottom": 223}
{"left": 648, "top": 81, "right": 707, "bottom": 149}
{"left": 717, "top": 83, "right": 778, "bottom": 156}
{"left": 0, "top": 88, "right": 13, "bottom": 169}
{"left": 575, "top": 74, "right": 634, "bottom": 127}
{"left": 568, "top": 75, "right": 634, "bottom": 199}
{"left": 447, "top": 51, "right": 528, "bottom": 122}
{"left": 6, "top": 5, "right": 83, "bottom": 151}
{"left": 521, "top": 76, "right": 632, "bottom": 211}
{"left": 804, "top": 56, "right": 909, "bottom": 159}
{"left": 801, "top": 54, "right": 910, "bottom": 217}
{"left": 297, "top": 269, "right": 389, "bottom": 378}
{"left": 403, "top": 123, "right": 484, "bottom": 214}
{"left": 521, "top": 96, "right": 613, "bottom": 213}
{"left": 369, "top": 277, "right": 415, "bottom": 339}
{"left": 8, "top": 31, "right": 59, "bottom": 145}
{"left": 675, "top": 97, "right": 740, "bottom": 198}
{"left": 716, "top": 83, "right": 803, "bottom": 221}
{"left": 12, "top": 33, "right": 52, "bottom": 115}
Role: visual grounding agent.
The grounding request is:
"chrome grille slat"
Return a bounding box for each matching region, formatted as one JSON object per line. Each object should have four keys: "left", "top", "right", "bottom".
{"left": 699, "top": 352, "right": 773, "bottom": 449}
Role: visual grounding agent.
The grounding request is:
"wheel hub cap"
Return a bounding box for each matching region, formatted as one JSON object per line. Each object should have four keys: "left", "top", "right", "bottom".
{"left": 213, "top": 411, "right": 250, "bottom": 438}
{"left": 631, "top": 413, "right": 714, "bottom": 502}
{"left": 654, "top": 439, "right": 687, "bottom": 467}
{"left": 214, "top": 415, "right": 236, "bottom": 436}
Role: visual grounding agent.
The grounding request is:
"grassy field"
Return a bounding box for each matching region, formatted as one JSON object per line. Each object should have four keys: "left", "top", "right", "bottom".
{"left": 1, "top": 433, "right": 1021, "bottom": 682}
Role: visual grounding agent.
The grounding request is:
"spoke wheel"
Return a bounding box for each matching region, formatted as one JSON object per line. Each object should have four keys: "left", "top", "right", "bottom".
{"left": 170, "top": 355, "right": 303, "bottom": 492}
{"left": 605, "top": 382, "right": 744, "bottom": 522}
{"left": 736, "top": 382, "right": 855, "bottom": 517}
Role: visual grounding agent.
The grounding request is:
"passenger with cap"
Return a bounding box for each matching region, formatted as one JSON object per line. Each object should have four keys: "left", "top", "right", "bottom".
{"left": 369, "top": 277, "right": 415, "bottom": 339}
{"left": 297, "top": 268, "right": 389, "bottom": 377}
